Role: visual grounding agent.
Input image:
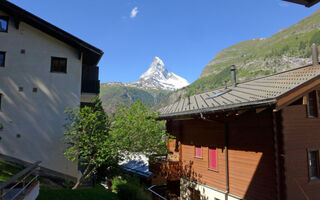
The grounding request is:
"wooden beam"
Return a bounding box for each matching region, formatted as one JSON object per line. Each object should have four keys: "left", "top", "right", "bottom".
{"left": 256, "top": 107, "right": 267, "bottom": 114}
{"left": 276, "top": 77, "right": 320, "bottom": 111}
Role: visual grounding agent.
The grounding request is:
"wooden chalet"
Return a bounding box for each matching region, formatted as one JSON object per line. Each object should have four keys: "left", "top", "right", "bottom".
{"left": 150, "top": 44, "right": 320, "bottom": 200}
{"left": 284, "top": 0, "right": 320, "bottom": 7}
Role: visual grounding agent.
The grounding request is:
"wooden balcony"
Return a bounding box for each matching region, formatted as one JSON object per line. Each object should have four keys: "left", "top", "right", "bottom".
{"left": 81, "top": 80, "right": 100, "bottom": 94}
{"left": 81, "top": 65, "right": 99, "bottom": 94}
{"left": 149, "top": 156, "right": 180, "bottom": 181}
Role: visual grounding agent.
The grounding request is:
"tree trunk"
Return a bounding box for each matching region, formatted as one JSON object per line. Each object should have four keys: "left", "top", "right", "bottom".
{"left": 72, "top": 164, "right": 97, "bottom": 190}
{"left": 72, "top": 178, "right": 82, "bottom": 190}
{"left": 72, "top": 164, "right": 91, "bottom": 190}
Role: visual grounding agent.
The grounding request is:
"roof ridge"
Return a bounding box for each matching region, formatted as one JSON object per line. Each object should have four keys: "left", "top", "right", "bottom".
{"left": 189, "top": 63, "right": 314, "bottom": 98}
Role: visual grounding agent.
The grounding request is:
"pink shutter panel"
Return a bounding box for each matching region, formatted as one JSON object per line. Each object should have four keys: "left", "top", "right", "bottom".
{"left": 195, "top": 147, "right": 202, "bottom": 157}
{"left": 209, "top": 148, "right": 217, "bottom": 169}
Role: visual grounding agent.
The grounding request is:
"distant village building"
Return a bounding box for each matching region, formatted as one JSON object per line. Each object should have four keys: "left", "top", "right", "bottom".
{"left": 151, "top": 45, "right": 320, "bottom": 200}
{"left": 0, "top": 0, "right": 103, "bottom": 179}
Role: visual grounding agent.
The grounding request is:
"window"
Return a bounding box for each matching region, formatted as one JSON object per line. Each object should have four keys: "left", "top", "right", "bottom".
{"left": 0, "top": 16, "right": 8, "bottom": 32}
{"left": 209, "top": 148, "right": 217, "bottom": 170}
{"left": 195, "top": 146, "right": 202, "bottom": 158}
{"left": 308, "top": 91, "right": 318, "bottom": 117}
{"left": 51, "top": 57, "right": 67, "bottom": 73}
{"left": 0, "top": 52, "right": 5, "bottom": 67}
{"left": 309, "top": 150, "right": 320, "bottom": 180}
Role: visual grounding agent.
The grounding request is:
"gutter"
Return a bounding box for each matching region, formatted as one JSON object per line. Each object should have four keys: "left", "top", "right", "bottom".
{"left": 224, "top": 123, "right": 230, "bottom": 200}
{"left": 159, "top": 99, "right": 277, "bottom": 120}
{"left": 199, "top": 114, "right": 230, "bottom": 199}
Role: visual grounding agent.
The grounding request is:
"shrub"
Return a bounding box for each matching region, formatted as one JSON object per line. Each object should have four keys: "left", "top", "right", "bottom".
{"left": 117, "top": 183, "right": 151, "bottom": 200}
{"left": 112, "top": 175, "right": 151, "bottom": 200}
{"left": 112, "top": 177, "right": 127, "bottom": 193}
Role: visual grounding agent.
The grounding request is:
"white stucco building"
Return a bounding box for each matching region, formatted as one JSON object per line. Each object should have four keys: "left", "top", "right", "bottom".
{"left": 0, "top": 0, "right": 103, "bottom": 179}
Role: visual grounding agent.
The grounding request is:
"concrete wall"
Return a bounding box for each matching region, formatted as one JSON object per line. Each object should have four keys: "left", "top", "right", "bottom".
{"left": 180, "top": 178, "right": 241, "bottom": 200}
{"left": 0, "top": 10, "right": 81, "bottom": 177}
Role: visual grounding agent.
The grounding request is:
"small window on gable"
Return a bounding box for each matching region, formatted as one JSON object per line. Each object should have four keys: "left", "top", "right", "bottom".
{"left": 195, "top": 146, "right": 202, "bottom": 158}
{"left": 51, "top": 57, "right": 67, "bottom": 73}
{"left": 0, "top": 52, "right": 5, "bottom": 67}
{"left": 308, "top": 91, "right": 318, "bottom": 118}
{"left": 308, "top": 150, "right": 320, "bottom": 180}
{"left": 209, "top": 148, "right": 217, "bottom": 170}
{"left": 0, "top": 16, "right": 8, "bottom": 32}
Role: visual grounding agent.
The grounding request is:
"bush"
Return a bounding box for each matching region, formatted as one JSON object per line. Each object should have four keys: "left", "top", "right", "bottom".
{"left": 112, "top": 176, "right": 151, "bottom": 200}
{"left": 112, "top": 177, "right": 127, "bottom": 193}
{"left": 117, "top": 183, "right": 151, "bottom": 200}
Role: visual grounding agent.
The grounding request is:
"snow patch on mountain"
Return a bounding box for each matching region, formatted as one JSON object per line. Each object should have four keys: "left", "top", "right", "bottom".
{"left": 129, "top": 57, "right": 189, "bottom": 91}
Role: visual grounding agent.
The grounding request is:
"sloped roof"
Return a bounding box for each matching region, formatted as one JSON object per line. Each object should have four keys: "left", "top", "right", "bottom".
{"left": 159, "top": 64, "right": 320, "bottom": 118}
{"left": 283, "top": 0, "right": 320, "bottom": 7}
{"left": 0, "top": 0, "right": 103, "bottom": 65}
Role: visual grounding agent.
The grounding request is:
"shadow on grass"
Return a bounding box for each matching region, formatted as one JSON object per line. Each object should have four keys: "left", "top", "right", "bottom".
{"left": 37, "top": 185, "right": 119, "bottom": 200}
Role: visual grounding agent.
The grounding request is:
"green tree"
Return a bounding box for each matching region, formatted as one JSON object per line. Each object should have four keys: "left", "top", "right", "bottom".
{"left": 110, "top": 100, "right": 168, "bottom": 157}
{"left": 63, "top": 99, "right": 169, "bottom": 189}
{"left": 63, "top": 98, "right": 114, "bottom": 189}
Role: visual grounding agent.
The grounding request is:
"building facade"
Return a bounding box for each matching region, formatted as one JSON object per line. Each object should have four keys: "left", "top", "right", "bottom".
{"left": 151, "top": 46, "right": 320, "bottom": 200}
{"left": 0, "top": 0, "right": 102, "bottom": 178}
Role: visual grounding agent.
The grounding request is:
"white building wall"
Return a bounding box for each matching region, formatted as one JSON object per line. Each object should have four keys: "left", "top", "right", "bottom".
{"left": 0, "top": 10, "right": 81, "bottom": 177}
{"left": 180, "top": 178, "right": 242, "bottom": 200}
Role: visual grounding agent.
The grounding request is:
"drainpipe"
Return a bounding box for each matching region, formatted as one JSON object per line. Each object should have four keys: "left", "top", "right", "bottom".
{"left": 224, "top": 122, "right": 230, "bottom": 200}
{"left": 312, "top": 43, "right": 319, "bottom": 66}
{"left": 200, "top": 113, "right": 230, "bottom": 199}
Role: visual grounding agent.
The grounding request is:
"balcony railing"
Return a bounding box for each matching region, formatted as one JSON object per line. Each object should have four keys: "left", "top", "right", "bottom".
{"left": 0, "top": 161, "right": 41, "bottom": 200}
{"left": 81, "top": 80, "right": 100, "bottom": 94}
{"left": 81, "top": 65, "right": 99, "bottom": 94}
{"left": 149, "top": 156, "right": 180, "bottom": 181}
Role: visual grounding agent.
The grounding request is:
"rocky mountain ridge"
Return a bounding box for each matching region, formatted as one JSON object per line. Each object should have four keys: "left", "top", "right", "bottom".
{"left": 100, "top": 57, "right": 188, "bottom": 112}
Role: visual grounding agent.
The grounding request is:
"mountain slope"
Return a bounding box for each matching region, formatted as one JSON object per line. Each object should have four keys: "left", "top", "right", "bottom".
{"left": 100, "top": 83, "right": 172, "bottom": 113}
{"left": 184, "top": 8, "right": 320, "bottom": 97}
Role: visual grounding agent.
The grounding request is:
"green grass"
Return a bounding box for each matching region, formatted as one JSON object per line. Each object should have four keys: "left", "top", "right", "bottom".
{"left": 37, "top": 185, "right": 119, "bottom": 200}
{"left": 0, "top": 160, "right": 22, "bottom": 182}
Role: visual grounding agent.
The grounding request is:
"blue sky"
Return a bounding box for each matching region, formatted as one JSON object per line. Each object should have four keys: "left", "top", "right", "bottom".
{"left": 9, "top": 0, "right": 320, "bottom": 83}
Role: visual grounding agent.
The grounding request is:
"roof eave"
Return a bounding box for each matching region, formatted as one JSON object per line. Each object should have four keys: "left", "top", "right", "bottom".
{"left": 0, "top": 0, "right": 104, "bottom": 65}
{"left": 158, "top": 99, "right": 277, "bottom": 120}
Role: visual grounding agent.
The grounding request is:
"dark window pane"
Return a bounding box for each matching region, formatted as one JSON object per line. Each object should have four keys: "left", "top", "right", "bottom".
{"left": 309, "top": 151, "right": 319, "bottom": 179}
{"left": 0, "top": 17, "right": 8, "bottom": 32}
{"left": 0, "top": 52, "right": 5, "bottom": 67}
{"left": 51, "top": 57, "right": 67, "bottom": 73}
{"left": 308, "top": 91, "right": 318, "bottom": 117}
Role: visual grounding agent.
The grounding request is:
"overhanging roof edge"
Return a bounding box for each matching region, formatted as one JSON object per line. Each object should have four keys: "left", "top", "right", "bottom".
{"left": 159, "top": 99, "right": 277, "bottom": 120}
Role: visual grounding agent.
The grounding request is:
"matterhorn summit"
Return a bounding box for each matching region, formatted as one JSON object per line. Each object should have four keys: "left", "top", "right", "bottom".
{"left": 130, "top": 57, "right": 189, "bottom": 91}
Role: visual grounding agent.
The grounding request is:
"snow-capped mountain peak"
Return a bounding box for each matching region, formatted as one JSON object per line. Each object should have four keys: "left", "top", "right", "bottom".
{"left": 133, "top": 57, "right": 189, "bottom": 91}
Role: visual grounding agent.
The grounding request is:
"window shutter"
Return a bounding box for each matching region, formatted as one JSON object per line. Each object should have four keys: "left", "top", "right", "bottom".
{"left": 209, "top": 148, "right": 217, "bottom": 169}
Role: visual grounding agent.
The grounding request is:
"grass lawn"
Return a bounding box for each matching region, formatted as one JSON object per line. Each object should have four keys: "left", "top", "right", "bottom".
{"left": 37, "top": 185, "right": 119, "bottom": 200}
{"left": 0, "top": 160, "right": 22, "bottom": 182}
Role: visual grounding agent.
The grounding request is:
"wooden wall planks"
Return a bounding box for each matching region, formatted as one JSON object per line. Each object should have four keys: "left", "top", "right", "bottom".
{"left": 282, "top": 104, "right": 320, "bottom": 200}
